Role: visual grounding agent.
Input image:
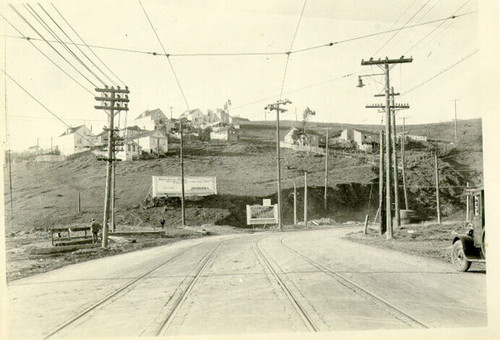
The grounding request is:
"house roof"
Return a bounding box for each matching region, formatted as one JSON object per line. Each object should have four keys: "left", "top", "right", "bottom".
{"left": 179, "top": 108, "right": 204, "bottom": 118}
{"left": 135, "top": 108, "right": 167, "bottom": 120}
{"left": 59, "top": 125, "right": 85, "bottom": 137}
{"left": 343, "top": 127, "right": 379, "bottom": 136}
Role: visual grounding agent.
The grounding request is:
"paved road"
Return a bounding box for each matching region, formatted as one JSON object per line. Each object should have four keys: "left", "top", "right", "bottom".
{"left": 6, "top": 227, "right": 487, "bottom": 338}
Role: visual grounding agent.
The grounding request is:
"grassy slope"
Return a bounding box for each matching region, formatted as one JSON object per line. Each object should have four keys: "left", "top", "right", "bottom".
{"left": 4, "top": 119, "right": 482, "bottom": 233}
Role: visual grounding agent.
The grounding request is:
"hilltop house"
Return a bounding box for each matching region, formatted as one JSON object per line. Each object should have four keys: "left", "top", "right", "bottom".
{"left": 135, "top": 108, "right": 173, "bottom": 132}
{"left": 58, "top": 125, "right": 95, "bottom": 156}
{"left": 340, "top": 128, "right": 379, "bottom": 152}
{"left": 136, "top": 130, "right": 169, "bottom": 154}
{"left": 396, "top": 132, "right": 428, "bottom": 142}
{"left": 179, "top": 108, "right": 206, "bottom": 127}
{"left": 284, "top": 128, "right": 322, "bottom": 147}
{"left": 210, "top": 125, "right": 239, "bottom": 141}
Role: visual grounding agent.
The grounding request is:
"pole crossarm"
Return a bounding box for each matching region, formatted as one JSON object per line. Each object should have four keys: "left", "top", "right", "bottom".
{"left": 94, "top": 105, "right": 129, "bottom": 111}
{"left": 361, "top": 57, "right": 413, "bottom": 65}
{"left": 374, "top": 93, "right": 399, "bottom": 97}
{"left": 366, "top": 103, "right": 410, "bottom": 109}
{"left": 94, "top": 96, "right": 130, "bottom": 102}
{"left": 95, "top": 86, "right": 130, "bottom": 94}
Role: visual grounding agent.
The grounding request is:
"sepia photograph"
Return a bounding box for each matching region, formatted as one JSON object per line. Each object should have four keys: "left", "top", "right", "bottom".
{"left": 1, "top": 0, "right": 499, "bottom": 339}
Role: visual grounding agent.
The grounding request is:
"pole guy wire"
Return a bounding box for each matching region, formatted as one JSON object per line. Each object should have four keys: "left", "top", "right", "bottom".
{"left": 138, "top": 0, "right": 190, "bottom": 110}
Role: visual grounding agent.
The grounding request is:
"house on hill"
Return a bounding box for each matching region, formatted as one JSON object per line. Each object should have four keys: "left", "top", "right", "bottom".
{"left": 210, "top": 125, "right": 239, "bottom": 141}
{"left": 179, "top": 108, "right": 206, "bottom": 127}
{"left": 340, "top": 128, "right": 379, "bottom": 152}
{"left": 281, "top": 128, "right": 324, "bottom": 154}
{"left": 136, "top": 130, "right": 168, "bottom": 154}
{"left": 135, "top": 108, "right": 172, "bottom": 132}
{"left": 58, "top": 125, "right": 95, "bottom": 156}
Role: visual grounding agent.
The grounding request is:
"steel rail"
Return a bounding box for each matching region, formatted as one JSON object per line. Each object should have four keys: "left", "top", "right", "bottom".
{"left": 280, "top": 237, "right": 429, "bottom": 328}
{"left": 43, "top": 243, "right": 204, "bottom": 339}
{"left": 254, "top": 239, "right": 319, "bottom": 332}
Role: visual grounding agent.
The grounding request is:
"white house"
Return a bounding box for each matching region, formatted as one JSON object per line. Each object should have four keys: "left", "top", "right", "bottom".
{"left": 396, "top": 133, "right": 428, "bottom": 142}
{"left": 179, "top": 108, "right": 206, "bottom": 127}
{"left": 58, "top": 125, "right": 95, "bottom": 156}
{"left": 340, "top": 128, "right": 378, "bottom": 151}
{"left": 284, "top": 128, "right": 300, "bottom": 144}
{"left": 135, "top": 108, "right": 172, "bottom": 131}
{"left": 136, "top": 130, "right": 168, "bottom": 154}
{"left": 210, "top": 126, "right": 239, "bottom": 141}
{"left": 117, "top": 140, "right": 142, "bottom": 161}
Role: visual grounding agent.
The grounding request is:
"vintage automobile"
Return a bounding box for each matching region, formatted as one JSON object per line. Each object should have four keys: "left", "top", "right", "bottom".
{"left": 451, "top": 187, "right": 485, "bottom": 272}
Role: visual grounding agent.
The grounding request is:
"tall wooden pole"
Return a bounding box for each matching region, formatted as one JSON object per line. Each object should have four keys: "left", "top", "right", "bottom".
{"left": 111, "top": 160, "right": 116, "bottom": 232}
{"left": 180, "top": 120, "right": 186, "bottom": 226}
{"left": 304, "top": 172, "right": 308, "bottom": 227}
{"left": 390, "top": 87, "right": 400, "bottom": 227}
{"left": 466, "top": 182, "right": 470, "bottom": 221}
{"left": 102, "top": 92, "right": 114, "bottom": 248}
{"left": 384, "top": 63, "right": 393, "bottom": 239}
{"left": 293, "top": 181, "right": 298, "bottom": 225}
{"left": 276, "top": 104, "right": 283, "bottom": 231}
{"left": 379, "top": 131, "right": 385, "bottom": 235}
{"left": 324, "top": 129, "right": 329, "bottom": 210}
{"left": 401, "top": 130, "right": 409, "bottom": 210}
{"left": 435, "top": 152, "right": 441, "bottom": 224}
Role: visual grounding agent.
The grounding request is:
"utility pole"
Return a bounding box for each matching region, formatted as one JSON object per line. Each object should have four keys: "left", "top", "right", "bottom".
{"left": 293, "top": 181, "right": 298, "bottom": 225}
{"left": 400, "top": 116, "right": 409, "bottom": 210}
{"left": 452, "top": 99, "right": 460, "bottom": 143}
{"left": 169, "top": 106, "right": 174, "bottom": 120}
{"left": 361, "top": 56, "right": 412, "bottom": 240}
{"left": 324, "top": 129, "right": 329, "bottom": 210}
{"left": 466, "top": 182, "right": 470, "bottom": 221}
{"left": 390, "top": 87, "right": 400, "bottom": 227}
{"left": 265, "top": 99, "right": 292, "bottom": 231}
{"left": 435, "top": 152, "right": 441, "bottom": 224}
{"left": 378, "top": 131, "right": 385, "bottom": 235}
{"left": 180, "top": 119, "right": 186, "bottom": 226}
{"left": 304, "top": 171, "right": 308, "bottom": 228}
{"left": 95, "top": 85, "right": 130, "bottom": 248}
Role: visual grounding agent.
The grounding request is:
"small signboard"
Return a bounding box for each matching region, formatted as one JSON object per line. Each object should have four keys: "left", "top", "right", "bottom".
{"left": 246, "top": 204, "right": 279, "bottom": 225}
{"left": 152, "top": 176, "right": 217, "bottom": 197}
{"left": 262, "top": 199, "right": 272, "bottom": 206}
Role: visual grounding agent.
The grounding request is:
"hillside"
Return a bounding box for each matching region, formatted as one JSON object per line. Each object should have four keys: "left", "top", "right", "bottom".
{"left": 4, "top": 118, "right": 483, "bottom": 233}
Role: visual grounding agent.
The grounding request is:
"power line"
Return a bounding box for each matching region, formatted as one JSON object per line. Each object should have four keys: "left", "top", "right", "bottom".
{"left": 371, "top": 0, "right": 432, "bottom": 57}
{"left": 279, "top": 0, "right": 308, "bottom": 98}
{"left": 404, "top": 0, "right": 472, "bottom": 55}
{"left": 138, "top": 0, "right": 190, "bottom": 110}
{"left": 2, "top": 68, "right": 96, "bottom": 146}
{"left": 1, "top": 11, "right": 475, "bottom": 59}
{"left": 9, "top": 4, "right": 100, "bottom": 89}
{"left": 51, "top": 3, "right": 126, "bottom": 87}
{"left": 0, "top": 13, "right": 94, "bottom": 95}
{"left": 402, "top": 49, "right": 478, "bottom": 95}
{"left": 38, "top": 3, "right": 117, "bottom": 86}
{"left": 23, "top": 3, "right": 106, "bottom": 86}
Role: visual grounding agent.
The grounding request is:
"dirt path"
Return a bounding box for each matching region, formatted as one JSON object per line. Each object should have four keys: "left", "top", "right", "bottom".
{"left": 6, "top": 227, "right": 486, "bottom": 338}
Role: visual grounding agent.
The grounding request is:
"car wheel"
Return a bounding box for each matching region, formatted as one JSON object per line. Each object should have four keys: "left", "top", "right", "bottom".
{"left": 451, "top": 240, "right": 471, "bottom": 272}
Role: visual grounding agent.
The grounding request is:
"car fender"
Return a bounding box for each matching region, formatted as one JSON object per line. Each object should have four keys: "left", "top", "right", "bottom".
{"left": 452, "top": 234, "right": 482, "bottom": 260}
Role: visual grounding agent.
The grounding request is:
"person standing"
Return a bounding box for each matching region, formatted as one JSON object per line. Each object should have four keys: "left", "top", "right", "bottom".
{"left": 90, "top": 218, "right": 101, "bottom": 244}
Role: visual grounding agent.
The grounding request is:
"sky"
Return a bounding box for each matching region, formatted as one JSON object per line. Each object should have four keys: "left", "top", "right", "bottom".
{"left": 0, "top": 0, "right": 494, "bottom": 151}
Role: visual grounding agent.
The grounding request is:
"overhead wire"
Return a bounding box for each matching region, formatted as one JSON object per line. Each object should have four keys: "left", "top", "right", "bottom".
{"left": 23, "top": 3, "right": 106, "bottom": 86}
{"left": 279, "top": 0, "right": 308, "bottom": 98}
{"left": 51, "top": 3, "right": 126, "bottom": 87}
{"left": 401, "top": 49, "right": 478, "bottom": 95}
{"left": 8, "top": 4, "right": 100, "bottom": 89}
{"left": 1, "top": 11, "right": 475, "bottom": 59}
{"left": 2, "top": 68, "right": 96, "bottom": 146}
{"left": 138, "top": 0, "right": 190, "bottom": 110}
{"left": 371, "top": 0, "right": 432, "bottom": 57}
{"left": 403, "top": 0, "right": 472, "bottom": 55}
{"left": 0, "top": 13, "right": 94, "bottom": 95}
{"left": 38, "top": 3, "right": 117, "bottom": 86}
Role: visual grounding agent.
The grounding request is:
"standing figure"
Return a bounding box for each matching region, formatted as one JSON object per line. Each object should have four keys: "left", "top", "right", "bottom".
{"left": 90, "top": 218, "right": 101, "bottom": 244}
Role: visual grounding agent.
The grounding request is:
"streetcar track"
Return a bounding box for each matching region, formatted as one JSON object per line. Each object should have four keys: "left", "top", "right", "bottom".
{"left": 280, "top": 237, "right": 429, "bottom": 329}
{"left": 155, "top": 242, "right": 223, "bottom": 336}
{"left": 254, "top": 238, "right": 320, "bottom": 332}
{"left": 43, "top": 243, "right": 211, "bottom": 339}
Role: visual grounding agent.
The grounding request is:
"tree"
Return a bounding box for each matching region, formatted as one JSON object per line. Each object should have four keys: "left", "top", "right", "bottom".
{"left": 302, "top": 107, "right": 316, "bottom": 132}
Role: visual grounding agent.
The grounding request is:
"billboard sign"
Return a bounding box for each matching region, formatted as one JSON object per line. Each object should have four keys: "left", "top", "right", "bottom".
{"left": 246, "top": 204, "right": 279, "bottom": 225}
{"left": 152, "top": 176, "right": 217, "bottom": 197}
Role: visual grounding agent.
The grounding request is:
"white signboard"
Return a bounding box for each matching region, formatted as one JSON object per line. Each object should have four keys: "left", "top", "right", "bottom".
{"left": 152, "top": 176, "right": 217, "bottom": 197}
{"left": 246, "top": 204, "right": 279, "bottom": 225}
